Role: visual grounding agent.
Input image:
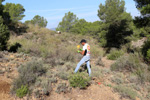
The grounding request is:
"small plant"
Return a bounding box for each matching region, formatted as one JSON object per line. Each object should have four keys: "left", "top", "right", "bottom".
{"left": 16, "top": 85, "right": 28, "bottom": 98}
{"left": 114, "top": 85, "right": 138, "bottom": 100}
{"left": 107, "top": 49, "right": 124, "bottom": 60}
{"left": 56, "top": 83, "right": 70, "bottom": 94}
{"left": 69, "top": 73, "right": 90, "bottom": 89}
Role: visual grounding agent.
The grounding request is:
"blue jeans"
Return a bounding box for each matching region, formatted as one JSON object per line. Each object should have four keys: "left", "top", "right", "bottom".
{"left": 74, "top": 56, "right": 91, "bottom": 76}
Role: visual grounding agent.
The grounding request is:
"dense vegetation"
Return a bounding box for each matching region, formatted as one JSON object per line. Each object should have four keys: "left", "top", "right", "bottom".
{"left": 0, "top": 0, "right": 10, "bottom": 50}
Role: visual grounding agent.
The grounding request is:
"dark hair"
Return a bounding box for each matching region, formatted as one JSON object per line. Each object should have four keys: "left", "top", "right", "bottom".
{"left": 80, "top": 39, "right": 87, "bottom": 43}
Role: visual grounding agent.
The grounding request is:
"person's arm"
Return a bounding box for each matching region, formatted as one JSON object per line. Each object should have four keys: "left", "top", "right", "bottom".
{"left": 80, "top": 50, "right": 85, "bottom": 56}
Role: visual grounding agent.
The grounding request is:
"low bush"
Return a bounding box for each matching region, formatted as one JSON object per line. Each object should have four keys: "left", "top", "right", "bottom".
{"left": 111, "top": 54, "right": 143, "bottom": 72}
{"left": 107, "top": 49, "right": 124, "bottom": 60}
{"left": 69, "top": 73, "right": 90, "bottom": 89}
{"left": 91, "top": 46, "right": 104, "bottom": 58}
{"left": 11, "top": 59, "right": 47, "bottom": 94}
{"left": 34, "top": 77, "right": 52, "bottom": 96}
{"left": 111, "top": 54, "right": 150, "bottom": 83}
{"left": 56, "top": 83, "right": 70, "bottom": 94}
{"left": 40, "top": 79, "right": 52, "bottom": 96}
{"left": 95, "top": 57, "right": 104, "bottom": 67}
{"left": 114, "top": 85, "right": 138, "bottom": 100}
{"left": 57, "top": 71, "right": 69, "bottom": 80}
{"left": 127, "top": 74, "right": 139, "bottom": 83}
{"left": 16, "top": 85, "right": 28, "bottom": 98}
{"left": 91, "top": 67, "right": 103, "bottom": 78}
{"left": 111, "top": 77, "right": 124, "bottom": 85}
{"left": 56, "top": 66, "right": 70, "bottom": 80}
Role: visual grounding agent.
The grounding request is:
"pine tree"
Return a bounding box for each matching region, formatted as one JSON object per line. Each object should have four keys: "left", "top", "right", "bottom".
{"left": 98, "top": 0, "right": 133, "bottom": 48}
{"left": 56, "top": 12, "right": 78, "bottom": 32}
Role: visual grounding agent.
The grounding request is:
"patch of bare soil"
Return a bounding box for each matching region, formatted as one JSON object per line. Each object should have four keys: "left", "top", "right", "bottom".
{"left": 0, "top": 80, "right": 14, "bottom": 100}
{"left": 48, "top": 84, "right": 129, "bottom": 100}
{"left": 0, "top": 80, "right": 10, "bottom": 93}
{"left": 102, "top": 57, "right": 114, "bottom": 68}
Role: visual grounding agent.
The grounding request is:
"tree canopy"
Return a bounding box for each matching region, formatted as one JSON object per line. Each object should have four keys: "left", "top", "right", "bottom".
{"left": 70, "top": 19, "right": 101, "bottom": 35}
{"left": 0, "top": 0, "right": 10, "bottom": 50}
{"left": 98, "top": 0, "right": 133, "bottom": 48}
{"left": 25, "top": 15, "right": 48, "bottom": 27}
{"left": 4, "top": 3, "right": 25, "bottom": 22}
{"left": 56, "top": 12, "right": 78, "bottom": 32}
{"left": 134, "top": 0, "right": 150, "bottom": 15}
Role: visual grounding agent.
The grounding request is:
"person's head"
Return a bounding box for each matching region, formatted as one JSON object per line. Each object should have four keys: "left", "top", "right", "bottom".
{"left": 80, "top": 39, "right": 87, "bottom": 46}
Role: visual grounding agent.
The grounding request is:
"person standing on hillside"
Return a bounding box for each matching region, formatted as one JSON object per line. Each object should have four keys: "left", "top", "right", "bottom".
{"left": 75, "top": 39, "right": 91, "bottom": 76}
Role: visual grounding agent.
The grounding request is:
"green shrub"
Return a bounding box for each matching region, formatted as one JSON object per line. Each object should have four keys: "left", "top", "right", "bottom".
{"left": 16, "top": 85, "right": 28, "bottom": 98}
{"left": 69, "top": 73, "right": 90, "bottom": 89}
{"left": 142, "top": 39, "right": 150, "bottom": 59}
{"left": 114, "top": 85, "right": 138, "bottom": 100}
{"left": 146, "top": 49, "right": 150, "bottom": 60}
{"left": 11, "top": 59, "right": 47, "bottom": 94}
{"left": 107, "top": 49, "right": 124, "bottom": 60}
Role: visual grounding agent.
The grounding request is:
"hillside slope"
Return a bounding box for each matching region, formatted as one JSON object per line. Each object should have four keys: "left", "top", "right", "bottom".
{"left": 0, "top": 26, "right": 148, "bottom": 100}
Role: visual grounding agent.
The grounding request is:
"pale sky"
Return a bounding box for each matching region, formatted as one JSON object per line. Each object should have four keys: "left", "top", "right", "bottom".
{"left": 4, "top": 0, "right": 140, "bottom": 29}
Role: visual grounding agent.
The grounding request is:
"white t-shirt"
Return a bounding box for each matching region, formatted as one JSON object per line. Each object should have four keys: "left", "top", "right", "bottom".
{"left": 83, "top": 43, "right": 90, "bottom": 56}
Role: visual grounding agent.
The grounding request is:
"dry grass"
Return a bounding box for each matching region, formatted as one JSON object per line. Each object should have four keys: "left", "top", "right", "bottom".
{"left": 8, "top": 25, "right": 104, "bottom": 66}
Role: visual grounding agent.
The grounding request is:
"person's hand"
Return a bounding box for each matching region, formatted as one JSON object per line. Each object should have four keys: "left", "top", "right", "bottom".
{"left": 77, "top": 50, "right": 80, "bottom": 53}
{"left": 80, "top": 48, "right": 83, "bottom": 51}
